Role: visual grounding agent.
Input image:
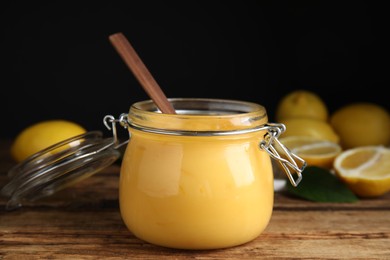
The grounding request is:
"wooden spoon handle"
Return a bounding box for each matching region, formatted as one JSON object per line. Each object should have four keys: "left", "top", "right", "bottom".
{"left": 109, "top": 32, "right": 176, "bottom": 114}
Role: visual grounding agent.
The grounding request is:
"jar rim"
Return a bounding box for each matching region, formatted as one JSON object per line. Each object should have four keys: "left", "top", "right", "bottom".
{"left": 131, "top": 98, "right": 266, "bottom": 116}
{"left": 128, "top": 98, "right": 268, "bottom": 133}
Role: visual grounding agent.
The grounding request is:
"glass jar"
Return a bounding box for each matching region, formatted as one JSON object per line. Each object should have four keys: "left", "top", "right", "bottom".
{"left": 118, "top": 98, "right": 304, "bottom": 250}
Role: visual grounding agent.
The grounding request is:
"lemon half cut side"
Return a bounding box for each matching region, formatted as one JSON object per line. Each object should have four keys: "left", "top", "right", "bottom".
{"left": 279, "top": 136, "right": 342, "bottom": 169}
{"left": 333, "top": 145, "right": 390, "bottom": 197}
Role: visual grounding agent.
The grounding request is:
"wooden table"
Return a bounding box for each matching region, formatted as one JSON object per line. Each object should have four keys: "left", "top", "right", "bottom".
{"left": 1, "top": 139, "right": 389, "bottom": 259}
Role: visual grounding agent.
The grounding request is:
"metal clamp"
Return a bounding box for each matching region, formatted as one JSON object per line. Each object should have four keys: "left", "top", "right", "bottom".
{"left": 103, "top": 114, "right": 130, "bottom": 149}
{"left": 259, "top": 123, "right": 306, "bottom": 187}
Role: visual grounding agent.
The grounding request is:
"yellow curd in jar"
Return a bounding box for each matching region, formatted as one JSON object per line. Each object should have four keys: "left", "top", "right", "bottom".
{"left": 119, "top": 98, "right": 275, "bottom": 249}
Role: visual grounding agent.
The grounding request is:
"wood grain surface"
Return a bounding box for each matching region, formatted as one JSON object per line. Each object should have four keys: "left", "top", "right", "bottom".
{"left": 0, "top": 139, "right": 389, "bottom": 259}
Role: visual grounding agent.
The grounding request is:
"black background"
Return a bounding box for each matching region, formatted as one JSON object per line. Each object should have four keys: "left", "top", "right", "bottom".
{"left": 1, "top": 1, "right": 389, "bottom": 139}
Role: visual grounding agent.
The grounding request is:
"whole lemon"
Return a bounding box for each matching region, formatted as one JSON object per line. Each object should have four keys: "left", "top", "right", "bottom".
{"left": 330, "top": 103, "right": 390, "bottom": 149}
{"left": 275, "top": 90, "right": 329, "bottom": 121}
{"left": 11, "top": 120, "right": 87, "bottom": 162}
{"left": 279, "top": 117, "right": 340, "bottom": 143}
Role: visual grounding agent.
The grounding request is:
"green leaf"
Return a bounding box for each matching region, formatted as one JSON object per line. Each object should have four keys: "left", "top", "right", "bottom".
{"left": 285, "top": 166, "right": 359, "bottom": 203}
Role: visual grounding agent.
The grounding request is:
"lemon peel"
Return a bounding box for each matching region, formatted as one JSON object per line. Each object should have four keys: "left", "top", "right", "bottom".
{"left": 330, "top": 102, "right": 390, "bottom": 149}
{"left": 11, "top": 120, "right": 86, "bottom": 162}
{"left": 279, "top": 118, "right": 340, "bottom": 143}
{"left": 275, "top": 90, "right": 329, "bottom": 121}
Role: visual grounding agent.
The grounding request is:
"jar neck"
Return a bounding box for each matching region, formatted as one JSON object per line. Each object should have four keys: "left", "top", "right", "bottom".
{"left": 128, "top": 98, "right": 268, "bottom": 133}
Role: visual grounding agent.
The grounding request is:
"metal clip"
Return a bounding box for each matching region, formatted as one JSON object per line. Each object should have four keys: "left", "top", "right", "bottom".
{"left": 103, "top": 114, "right": 130, "bottom": 149}
{"left": 259, "top": 123, "right": 306, "bottom": 187}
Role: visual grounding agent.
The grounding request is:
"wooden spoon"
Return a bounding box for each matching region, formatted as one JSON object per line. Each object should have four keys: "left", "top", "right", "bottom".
{"left": 109, "top": 32, "right": 176, "bottom": 114}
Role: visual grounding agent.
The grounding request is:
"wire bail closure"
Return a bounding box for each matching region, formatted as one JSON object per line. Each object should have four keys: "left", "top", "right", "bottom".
{"left": 103, "top": 114, "right": 130, "bottom": 150}
{"left": 260, "top": 123, "right": 306, "bottom": 187}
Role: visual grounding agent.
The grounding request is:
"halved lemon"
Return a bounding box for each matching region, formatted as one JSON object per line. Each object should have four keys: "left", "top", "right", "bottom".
{"left": 279, "top": 136, "right": 342, "bottom": 169}
{"left": 333, "top": 145, "right": 390, "bottom": 197}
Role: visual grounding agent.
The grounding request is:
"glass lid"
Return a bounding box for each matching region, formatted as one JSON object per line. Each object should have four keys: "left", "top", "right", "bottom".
{"left": 1, "top": 130, "right": 121, "bottom": 210}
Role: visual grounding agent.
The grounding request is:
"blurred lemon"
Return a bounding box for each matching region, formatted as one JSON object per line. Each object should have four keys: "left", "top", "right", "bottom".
{"left": 11, "top": 120, "right": 86, "bottom": 162}
{"left": 275, "top": 90, "right": 329, "bottom": 121}
{"left": 279, "top": 136, "right": 342, "bottom": 169}
{"left": 279, "top": 118, "right": 340, "bottom": 143}
{"left": 333, "top": 145, "right": 390, "bottom": 197}
{"left": 330, "top": 102, "right": 390, "bottom": 149}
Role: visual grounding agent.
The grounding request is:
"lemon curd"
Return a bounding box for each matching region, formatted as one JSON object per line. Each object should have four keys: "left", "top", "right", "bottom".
{"left": 119, "top": 99, "right": 275, "bottom": 250}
